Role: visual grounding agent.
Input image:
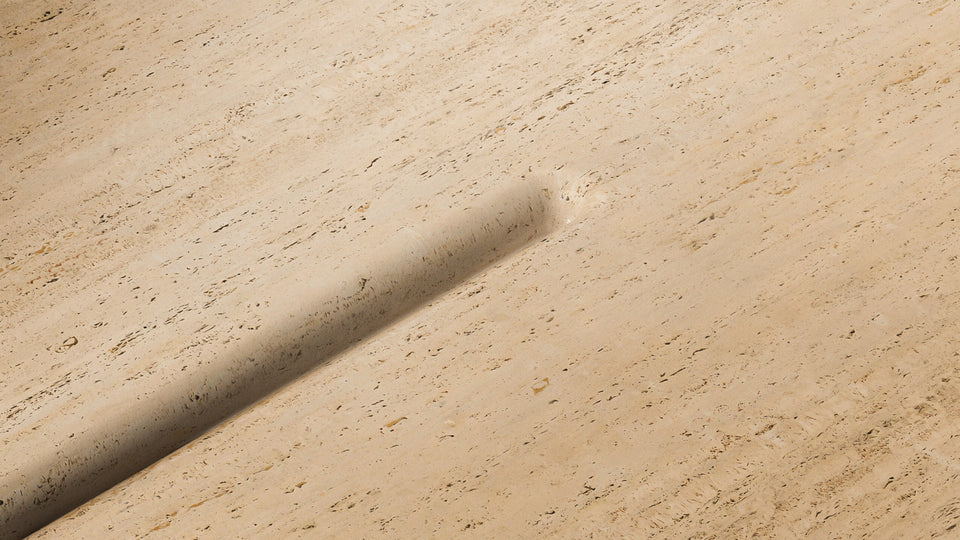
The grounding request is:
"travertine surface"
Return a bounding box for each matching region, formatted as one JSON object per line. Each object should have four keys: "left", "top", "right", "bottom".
{"left": 3, "top": 0, "right": 960, "bottom": 537}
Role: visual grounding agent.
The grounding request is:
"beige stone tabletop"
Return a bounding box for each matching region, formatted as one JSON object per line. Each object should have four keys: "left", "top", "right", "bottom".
{"left": 3, "top": 0, "right": 960, "bottom": 537}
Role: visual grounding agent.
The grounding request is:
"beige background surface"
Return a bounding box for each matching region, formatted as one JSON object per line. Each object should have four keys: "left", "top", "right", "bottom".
{"left": 3, "top": 0, "right": 960, "bottom": 537}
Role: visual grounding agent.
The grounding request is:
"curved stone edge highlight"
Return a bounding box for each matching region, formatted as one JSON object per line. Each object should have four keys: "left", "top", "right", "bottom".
{"left": 0, "top": 177, "right": 568, "bottom": 539}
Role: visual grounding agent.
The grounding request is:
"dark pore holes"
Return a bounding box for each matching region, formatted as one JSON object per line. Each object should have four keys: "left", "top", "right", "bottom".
{"left": 1, "top": 177, "right": 570, "bottom": 538}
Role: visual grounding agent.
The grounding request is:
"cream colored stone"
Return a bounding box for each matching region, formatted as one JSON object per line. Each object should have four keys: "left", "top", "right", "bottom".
{"left": 1, "top": 0, "right": 960, "bottom": 537}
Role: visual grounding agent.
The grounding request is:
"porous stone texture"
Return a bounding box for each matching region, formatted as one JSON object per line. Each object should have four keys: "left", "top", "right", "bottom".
{"left": 3, "top": 0, "right": 960, "bottom": 537}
